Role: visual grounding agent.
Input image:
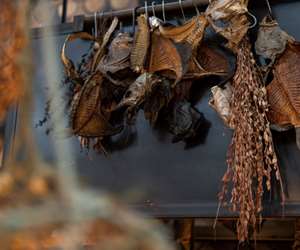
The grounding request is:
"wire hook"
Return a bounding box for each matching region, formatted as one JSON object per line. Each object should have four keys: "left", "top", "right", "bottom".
{"left": 162, "top": 0, "right": 166, "bottom": 22}
{"left": 192, "top": 0, "right": 200, "bottom": 16}
{"left": 179, "top": 0, "right": 186, "bottom": 22}
{"left": 248, "top": 11, "right": 257, "bottom": 29}
{"left": 94, "top": 12, "right": 98, "bottom": 38}
{"left": 152, "top": 2, "right": 156, "bottom": 17}
{"left": 265, "top": 0, "right": 274, "bottom": 19}
{"left": 145, "top": 1, "right": 148, "bottom": 18}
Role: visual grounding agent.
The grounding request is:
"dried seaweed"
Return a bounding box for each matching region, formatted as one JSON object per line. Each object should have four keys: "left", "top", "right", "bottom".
{"left": 0, "top": 0, "right": 27, "bottom": 121}
{"left": 219, "top": 37, "right": 284, "bottom": 242}
{"left": 130, "top": 15, "right": 150, "bottom": 73}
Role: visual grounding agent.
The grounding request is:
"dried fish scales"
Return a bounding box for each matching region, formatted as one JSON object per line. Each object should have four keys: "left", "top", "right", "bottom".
{"left": 130, "top": 15, "right": 150, "bottom": 73}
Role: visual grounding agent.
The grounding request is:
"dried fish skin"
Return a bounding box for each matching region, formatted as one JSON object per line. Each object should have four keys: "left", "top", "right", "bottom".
{"left": 166, "top": 101, "right": 205, "bottom": 142}
{"left": 255, "top": 16, "right": 294, "bottom": 65}
{"left": 148, "top": 32, "right": 191, "bottom": 85}
{"left": 209, "top": 83, "right": 233, "bottom": 128}
{"left": 130, "top": 14, "right": 150, "bottom": 73}
{"left": 144, "top": 77, "right": 172, "bottom": 125}
{"left": 70, "top": 73, "right": 121, "bottom": 137}
{"left": 267, "top": 42, "right": 300, "bottom": 130}
{"left": 61, "top": 32, "right": 95, "bottom": 82}
{"left": 98, "top": 32, "right": 134, "bottom": 87}
{"left": 205, "top": 0, "right": 250, "bottom": 49}
{"left": 158, "top": 15, "right": 208, "bottom": 51}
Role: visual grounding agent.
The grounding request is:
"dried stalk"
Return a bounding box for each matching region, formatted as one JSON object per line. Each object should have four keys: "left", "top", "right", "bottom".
{"left": 219, "top": 37, "right": 285, "bottom": 242}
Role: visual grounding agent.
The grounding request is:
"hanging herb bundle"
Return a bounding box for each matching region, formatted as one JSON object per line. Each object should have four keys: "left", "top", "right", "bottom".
{"left": 206, "top": 0, "right": 285, "bottom": 242}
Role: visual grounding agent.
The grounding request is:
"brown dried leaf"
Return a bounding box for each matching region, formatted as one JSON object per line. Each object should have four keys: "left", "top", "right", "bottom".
{"left": 130, "top": 14, "right": 150, "bottom": 73}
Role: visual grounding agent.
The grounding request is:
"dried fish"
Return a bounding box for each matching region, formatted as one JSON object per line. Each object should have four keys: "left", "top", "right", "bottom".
{"left": 205, "top": 0, "right": 250, "bottom": 49}
{"left": 166, "top": 100, "right": 205, "bottom": 142}
{"left": 144, "top": 77, "right": 172, "bottom": 125}
{"left": 148, "top": 31, "right": 191, "bottom": 85}
{"left": 159, "top": 15, "right": 208, "bottom": 51}
{"left": 130, "top": 15, "right": 150, "bottom": 73}
{"left": 99, "top": 32, "right": 134, "bottom": 87}
{"left": 267, "top": 41, "right": 300, "bottom": 149}
{"left": 209, "top": 83, "right": 233, "bottom": 128}
{"left": 115, "top": 73, "right": 161, "bottom": 123}
{"left": 184, "top": 45, "right": 230, "bottom": 79}
{"left": 70, "top": 73, "right": 121, "bottom": 138}
{"left": 255, "top": 16, "right": 293, "bottom": 65}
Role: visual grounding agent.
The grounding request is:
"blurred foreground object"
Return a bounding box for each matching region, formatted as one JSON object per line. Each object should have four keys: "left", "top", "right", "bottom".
{"left": 0, "top": 0, "right": 27, "bottom": 121}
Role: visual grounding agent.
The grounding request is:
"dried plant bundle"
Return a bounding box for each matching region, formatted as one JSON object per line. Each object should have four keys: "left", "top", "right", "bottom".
{"left": 219, "top": 37, "right": 284, "bottom": 242}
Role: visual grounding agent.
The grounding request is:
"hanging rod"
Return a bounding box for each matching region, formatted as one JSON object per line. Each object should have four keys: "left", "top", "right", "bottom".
{"left": 83, "top": 0, "right": 209, "bottom": 23}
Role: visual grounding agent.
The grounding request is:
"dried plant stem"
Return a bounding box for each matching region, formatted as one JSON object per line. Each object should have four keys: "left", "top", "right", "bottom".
{"left": 219, "top": 36, "right": 285, "bottom": 242}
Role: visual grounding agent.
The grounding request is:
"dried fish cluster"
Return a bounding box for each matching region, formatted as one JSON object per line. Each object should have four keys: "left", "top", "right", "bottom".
{"left": 0, "top": 0, "right": 27, "bottom": 121}
{"left": 39, "top": 0, "right": 300, "bottom": 243}
{"left": 41, "top": 13, "right": 230, "bottom": 153}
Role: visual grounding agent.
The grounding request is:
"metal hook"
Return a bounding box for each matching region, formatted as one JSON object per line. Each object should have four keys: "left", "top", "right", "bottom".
{"left": 248, "top": 11, "right": 257, "bottom": 29}
{"left": 179, "top": 0, "right": 186, "bottom": 22}
{"left": 192, "top": 0, "right": 200, "bottom": 16}
{"left": 145, "top": 1, "right": 148, "bottom": 18}
{"left": 162, "top": 0, "right": 166, "bottom": 22}
{"left": 152, "top": 2, "right": 156, "bottom": 17}
{"left": 94, "top": 12, "right": 98, "bottom": 38}
{"left": 265, "top": 0, "right": 274, "bottom": 19}
{"left": 132, "top": 6, "right": 138, "bottom": 35}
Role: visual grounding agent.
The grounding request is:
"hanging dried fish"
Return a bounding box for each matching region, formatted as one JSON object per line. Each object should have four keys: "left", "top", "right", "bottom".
{"left": 255, "top": 16, "right": 293, "bottom": 66}
{"left": 130, "top": 14, "right": 150, "bottom": 73}
{"left": 70, "top": 73, "right": 122, "bottom": 138}
{"left": 209, "top": 83, "right": 233, "bottom": 128}
{"left": 166, "top": 100, "right": 205, "bottom": 142}
{"left": 219, "top": 37, "right": 284, "bottom": 242}
{"left": 115, "top": 73, "right": 161, "bottom": 123}
{"left": 205, "top": 0, "right": 250, "bottom": 49}
{"left": 158, "top": 15, "right": 208, "bottom": 51}
{"left": 184, "top": 45, "right": 230, "bottom": 79}
{"left": 98, "top": 32, "right": 135, "bottom": 87}
{"left": 144, "top": 77, "right": 172, "bottom": 125}
{"left": 148, "top": 31, "right": 191, "bottom": 85}
{"left": 267, "top": 41, "right": 300, "bottom": 149}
